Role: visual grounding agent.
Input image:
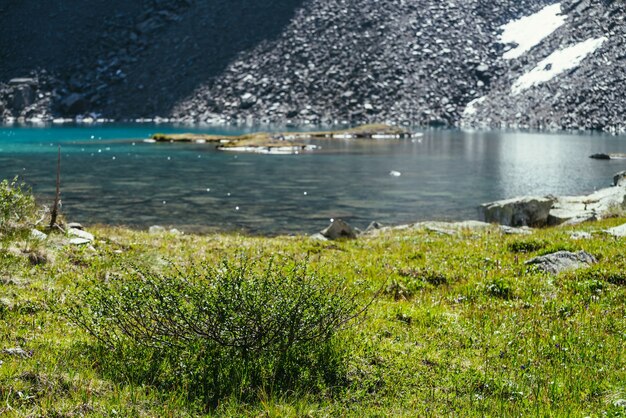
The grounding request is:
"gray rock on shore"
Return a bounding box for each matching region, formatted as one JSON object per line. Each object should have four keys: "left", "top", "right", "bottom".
{"left": 478, "top": 196, "right": 555, "bottom": 227}
{"left": 549, "top": 185, "right": 626, "bottom": 225}
{"left": 605, "top": 223, "right": 626, "bottom": 238}
{"left": 613, "top": 171, "right": 626, "bottom": 187}
{"left": 526, "top": 251, "right": 597, "bottom": 274}
{"left": 320, "top": 219, "right": 359, "bottom": 240}
{"left": 479, "top": 171, "right": 626, "bottom": 228}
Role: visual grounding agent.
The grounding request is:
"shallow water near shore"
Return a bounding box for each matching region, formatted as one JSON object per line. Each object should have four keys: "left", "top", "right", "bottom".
{"left": 1, "top": 124, "right": 626, "bottom": 234}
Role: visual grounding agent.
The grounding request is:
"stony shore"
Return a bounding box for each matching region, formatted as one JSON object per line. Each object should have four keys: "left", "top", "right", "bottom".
{"left": 313, "top": 170, "right": 626, "bottom": 241}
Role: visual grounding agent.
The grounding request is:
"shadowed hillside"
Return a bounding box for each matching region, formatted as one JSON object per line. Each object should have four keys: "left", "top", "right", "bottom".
{"left": 0, "top": 0, "right": 304, "bottom": 118}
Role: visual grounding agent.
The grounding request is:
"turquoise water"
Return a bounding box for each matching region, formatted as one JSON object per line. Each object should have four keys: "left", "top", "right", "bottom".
{"left": 1, "top": 124, "right": 626, "bottom": 234}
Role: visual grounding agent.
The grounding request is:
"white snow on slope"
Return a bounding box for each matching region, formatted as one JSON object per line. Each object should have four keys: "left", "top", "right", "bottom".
{"left": 511, "top": 37, "right": 607, "bottom": 95}
{"left": 462, "top": 96, "right": 486, "bottom": 117}
{"left": 500, "top": 3, "right": 566, "bottom": 59}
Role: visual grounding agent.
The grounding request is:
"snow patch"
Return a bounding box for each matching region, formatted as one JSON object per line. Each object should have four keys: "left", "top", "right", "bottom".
{"left": 463, "top": 96, "right": 486, "bottom": 117}
{"left": 500, "top": 3, "right": 566, "bottom": 60}
{"left": 511, "top": 37, "right": 607, "bottom": 95}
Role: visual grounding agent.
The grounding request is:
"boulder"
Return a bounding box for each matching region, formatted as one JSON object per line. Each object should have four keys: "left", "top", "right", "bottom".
{"left": 320, "top": 219, "right": 358, "bottom": 240}
{"left": 66, "top": 222, "right": 84, "bottom": 230}
{"left": 30, "top": 229, "right": 47, "bottom": 241}
{"left": 68, "top": 228, "right": 94, "bottom": 242}
{"left": 478, "top": 196, "right": 555, "bottom": 227}
{"left": 590, "top": 153, "right": 626, "bottom": 160}
{"left": 614, "top": 171, "right": 626, "bottom": 187}
{"left": 548, "top": 207, "right": 596, "bottom": 226}
{"left": 365, "top": 221, "right": 384, "bottom": 232}
{"left": 605, "top": 223, "right": 626, "bottom": 237}
{"left": 149, "top": 225, "right": 165, "bottom": 234}
{"left": 309, "top": 233, "right": 329, "bottom": 241}
{"left": 548, "top": 186, "right": 626, "bottom": 225}
{"left": 525, "top": 251, "right": 597, "bottom": 274}
{"left": 559, "top": 214, "right": 598, "bottom": 226}
{"left": 69, "top": 238, "right": 92, "bottom": 245}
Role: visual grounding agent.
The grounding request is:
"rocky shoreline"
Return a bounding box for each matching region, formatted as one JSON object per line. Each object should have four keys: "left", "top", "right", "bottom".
{"left": 313, "top": 170, "right": 626, "bottom": 241}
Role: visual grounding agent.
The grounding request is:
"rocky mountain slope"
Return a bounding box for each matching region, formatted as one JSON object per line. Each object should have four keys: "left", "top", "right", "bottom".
{"left": 462, "top": 0, "right": 626, "bottom": 132}
{"left": 0, "top": 0, "right": 623, "bottom": 131}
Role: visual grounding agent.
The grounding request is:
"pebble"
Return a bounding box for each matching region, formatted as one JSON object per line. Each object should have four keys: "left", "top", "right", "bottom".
{"left": 2, "top": 347, "right": 31, "bottom": 358}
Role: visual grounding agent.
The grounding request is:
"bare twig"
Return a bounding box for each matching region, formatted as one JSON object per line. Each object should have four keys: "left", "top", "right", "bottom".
{"left": 49, "top": 145, "right": 61, "bottom": 230}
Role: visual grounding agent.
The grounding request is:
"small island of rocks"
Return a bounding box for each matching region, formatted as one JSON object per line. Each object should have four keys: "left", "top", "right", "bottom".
{"left": 147, "top": 124, "right": 422, "bottom": 154}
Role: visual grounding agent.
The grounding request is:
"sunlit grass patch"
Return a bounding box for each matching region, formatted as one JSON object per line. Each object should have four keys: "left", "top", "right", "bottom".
{"left": 0, "top": 206, "right": 624, "bottom": 415}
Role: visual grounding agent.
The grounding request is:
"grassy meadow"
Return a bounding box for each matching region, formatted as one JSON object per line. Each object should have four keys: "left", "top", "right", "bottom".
{"left": 0, "top": 182, "right": 625, "bottom": 416}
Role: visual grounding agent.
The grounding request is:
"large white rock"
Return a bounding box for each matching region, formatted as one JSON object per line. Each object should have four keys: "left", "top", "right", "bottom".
{"left": 605, "top": 223, "right": 626, "bottom": 237}
{"left": 549, "top": 184, "right": 626, "bottom": 225}
{"left": 478, "top": 196, "right": 555, "bottom": 227}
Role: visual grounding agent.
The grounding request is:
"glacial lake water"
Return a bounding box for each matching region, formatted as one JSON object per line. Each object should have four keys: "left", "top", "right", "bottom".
{"left": 1, "top": 124, "right": 626, "bottom": 235}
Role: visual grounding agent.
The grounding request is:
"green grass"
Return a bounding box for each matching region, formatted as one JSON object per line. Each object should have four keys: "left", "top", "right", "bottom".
{"left": 0, "top": 218, "right": 625, "bottom": 416}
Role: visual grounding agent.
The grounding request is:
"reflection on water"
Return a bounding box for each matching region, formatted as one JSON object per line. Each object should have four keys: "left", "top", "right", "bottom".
{"left": 1, "top": 125, "right": 625, "bottom": 234}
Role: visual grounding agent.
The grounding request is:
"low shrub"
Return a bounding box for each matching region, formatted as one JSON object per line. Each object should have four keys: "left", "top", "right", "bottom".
{"left": 65, "top": 257, "right": 370, "bottom": 408}
{"left": 507, "top": 239, "right": 547, "bottom": 253}
{"left": 0, "top": 177, "right": 37, "bottom": 235}
{"left": 571, "top": 267, "right": 626, "bottom": 286}
{"left": 483, "top": 277, "right": 514, "bottom": 300}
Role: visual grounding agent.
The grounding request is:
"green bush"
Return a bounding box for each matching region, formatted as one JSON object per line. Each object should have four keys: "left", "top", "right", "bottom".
{"left": 0, "top": 177, "right": 36, "bottom": 235}
{"left": 507, "top": 239, "right": 547, "bottom": 253}
{"left": 570, "top": 267, "right": 626, "bottom": 287}
{"left": 66, "top": 257, "right": 369, "bottom": 408}
{"left": 483, "top": 277, "right": 514, "bottom": 300}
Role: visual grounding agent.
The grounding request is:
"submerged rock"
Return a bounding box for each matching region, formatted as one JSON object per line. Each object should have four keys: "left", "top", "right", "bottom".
{"left": 478, "top": 196, "right": 555, "bottom": 227}
{"left": 589, "top": 153, "right": 611, "bottom": 160}
{"left": 590, "top": 153, "right": 626, "bottom": 160}
{"left": 525, "top": 251, "right": 597, "bottom": 274}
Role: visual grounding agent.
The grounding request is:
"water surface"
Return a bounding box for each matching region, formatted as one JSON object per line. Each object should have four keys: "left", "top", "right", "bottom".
{"left": 1, "top": 125, "right": 625, "bottom": 234}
